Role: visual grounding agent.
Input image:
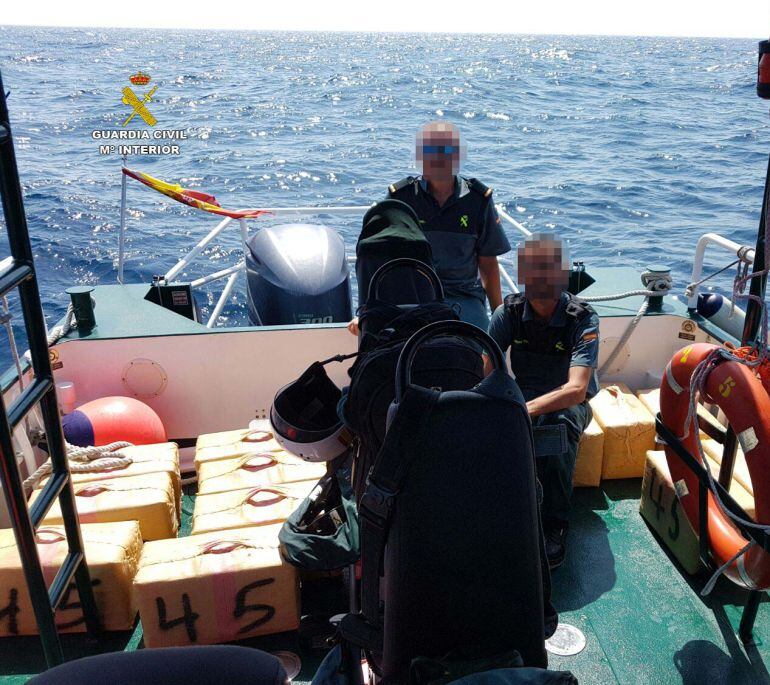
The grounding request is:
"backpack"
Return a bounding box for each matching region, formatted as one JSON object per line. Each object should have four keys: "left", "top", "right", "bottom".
{"left": 341, "top": 259, "right": 483, "bottom": 501}
{"left": 355, "top": 200, "right": 435, "bottom": 306}
{"left": 357, "top": 257, "right": 450, "bottom": 345}
{"left": 342, "top": 321, "right": 549, "bottom": 682}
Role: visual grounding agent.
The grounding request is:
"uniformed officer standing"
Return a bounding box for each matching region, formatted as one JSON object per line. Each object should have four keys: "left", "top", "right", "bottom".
{"left": 384, "top": 121, "right": 511, "bottom": 329}
{"left": 487, "top": 233, "right": 600, "bottom": 570}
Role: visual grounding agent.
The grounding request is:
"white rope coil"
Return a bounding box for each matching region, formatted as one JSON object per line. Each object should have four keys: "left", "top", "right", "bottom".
{"left": 23, "top": 441, "right": 134, "bottom": 493}
{"left": 47, "top": 304, "right": 76, "bottom": 347}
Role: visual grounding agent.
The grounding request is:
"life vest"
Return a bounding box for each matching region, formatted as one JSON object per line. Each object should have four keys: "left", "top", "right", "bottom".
{"left": 503, "top": 292, "right": 594, "bottom": 401}
{"left": 660, "top": 342, "right": 770, "bottom": 589}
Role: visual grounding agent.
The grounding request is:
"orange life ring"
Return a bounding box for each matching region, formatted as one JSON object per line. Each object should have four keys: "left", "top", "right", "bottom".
{"left": 660, "top": 342, "right": 770, "bottom": 590}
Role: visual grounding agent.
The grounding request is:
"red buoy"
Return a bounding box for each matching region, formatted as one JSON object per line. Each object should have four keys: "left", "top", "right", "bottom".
{"left": 62, "top": 396, "right": 166, "bottom": 446}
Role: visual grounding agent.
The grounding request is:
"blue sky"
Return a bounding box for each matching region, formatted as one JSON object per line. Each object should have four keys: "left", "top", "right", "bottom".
{"left": 3, "top": 0, "right": 768, "bottom": 38}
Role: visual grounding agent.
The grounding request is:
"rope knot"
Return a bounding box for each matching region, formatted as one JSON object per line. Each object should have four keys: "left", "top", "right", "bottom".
{"left": 641, "top": 271, "right": 673, "bottom": 294}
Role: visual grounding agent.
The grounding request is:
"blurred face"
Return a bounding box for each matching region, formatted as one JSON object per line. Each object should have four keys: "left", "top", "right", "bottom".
{"left": 518, "top": 237, "right": 570, "bottom": 301}
{"left": 416, "top": 122, "right": 464, "bottom": 180}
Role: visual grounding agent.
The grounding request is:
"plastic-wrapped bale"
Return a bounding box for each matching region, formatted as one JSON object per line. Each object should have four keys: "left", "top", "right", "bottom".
{"left": 197, "top": 451, "right": 326, "bottom": 495}
{"left": 701, "top": 438, "right": 753, "bottom": 496}
{"left": 699, "top": 442, "right": 755, "bottom": 517}
{"left": 191, "top": 481, "right": 317, "bottom": 536}
{"left": 133, "top": 524, "right": 299, "bottom": 647}
{"left": 0, "top": 521, "right": 142, "bottom": 635}
{"left": 194, "top": 420, "right": 283, "bottom": 472}
{"left": 30, "top": 472, "right": 177, "bottom": 541}
{"left": 35, "top": 442, "right": 181, "bottom": 522}
{"left": 573, "top": 418, "right": 604, "bottom": 487}
{"left": 641, "top": 448, "right": 756, "bottom": 572}
{"left": 636, "top": 388, "right": 724, "bottom": 441}
{"left": 590, "top": 382, "right": 656, "bottom": 479}
{"left": 640, "top": 450, "right": 701, "bottom": 575}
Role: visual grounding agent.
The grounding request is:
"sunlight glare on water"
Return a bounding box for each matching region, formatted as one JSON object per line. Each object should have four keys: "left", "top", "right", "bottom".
{"left": 0, "top": 27, "right": 767, "bottom": 362}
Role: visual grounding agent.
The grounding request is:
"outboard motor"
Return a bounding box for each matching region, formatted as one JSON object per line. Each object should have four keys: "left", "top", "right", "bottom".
{"left": 245, "top": 223, "right": 353, "bottom": 325}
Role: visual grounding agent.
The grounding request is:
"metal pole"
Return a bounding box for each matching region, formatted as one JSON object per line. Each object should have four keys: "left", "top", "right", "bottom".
{"left": 165, "top": 216, "right": 234, "bottom": 282}
{"left": 686, "top": 233, "right": 755, "bottom": 309}
{"left": 239, "top": 218, "right": 249, "bottom": 250}
{"left": 738, "top": 589, "right": 763, "bottom": 643}
{"left": 498, "top": 261, "right": 519, "bottom": 294}
{"left": 496, "top": 204, "right": 533, "bottom": 238}
{"left": 190, "top": 261, "right": 245, "bottom": 289}
{"left": 718, "top": 153, "right": 770, "bottom": 489}
{"left": 206, "top": 270, "right": 240, "bottom": 328}
{"left": 118, "top": 156, "right": 127, "bottom": 284}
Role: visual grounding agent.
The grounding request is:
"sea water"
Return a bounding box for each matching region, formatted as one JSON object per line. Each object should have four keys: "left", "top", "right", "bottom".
{"left": 0, "top": 27, "right": 767, "bottom": 365}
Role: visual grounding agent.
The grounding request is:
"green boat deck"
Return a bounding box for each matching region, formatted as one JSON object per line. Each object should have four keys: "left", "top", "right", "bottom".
{"left": 0, "top": 263, "right": 759, "bottom": 682}
{"left": 1, "top": 480, "right": 768, "bottom": 684}
{"left": 54, "top": 266, "right": 690, "bottom": 344}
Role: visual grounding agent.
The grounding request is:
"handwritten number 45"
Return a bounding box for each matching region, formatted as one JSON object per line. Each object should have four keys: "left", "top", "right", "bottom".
{"left": 156, "top": 577, "right": 276, "bottom": 642}
{"left": 648, "top": 470, "right": 680, "bottom": 541}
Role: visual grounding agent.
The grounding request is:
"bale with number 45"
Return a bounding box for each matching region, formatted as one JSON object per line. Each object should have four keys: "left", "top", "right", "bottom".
{"left": 132, "top": 524, "right": 299, "bottom": 647}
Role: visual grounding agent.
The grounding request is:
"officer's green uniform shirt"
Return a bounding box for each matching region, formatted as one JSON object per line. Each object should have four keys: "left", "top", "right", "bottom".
{"left": 387, "top": 175, "right": 511, "bottom": 303}
{"left": 488, "top": 291, "right": 601, "bottom": 402}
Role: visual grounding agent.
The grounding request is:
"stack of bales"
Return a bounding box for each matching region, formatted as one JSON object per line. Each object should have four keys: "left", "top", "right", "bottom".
{"left": 1, "top": 442, "right": 181, "bottom": 637}
{"left": 133, "top": 419, "right": 322, "bottom": 647}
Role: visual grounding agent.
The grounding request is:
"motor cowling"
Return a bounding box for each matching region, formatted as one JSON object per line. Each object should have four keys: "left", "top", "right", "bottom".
{"left": 245, "top": 223, "right": 352, "bottom": 326}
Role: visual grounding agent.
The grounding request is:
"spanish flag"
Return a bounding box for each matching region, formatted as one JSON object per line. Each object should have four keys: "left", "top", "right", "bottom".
{"left": 122, "top": 167, "right": 270, "bottom": 220}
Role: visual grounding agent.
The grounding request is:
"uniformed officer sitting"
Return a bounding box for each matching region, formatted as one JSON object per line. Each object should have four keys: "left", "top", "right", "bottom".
{"left": 487, "top": 232, "right": 600, "bottom": 570}
{"left": 347, "top": 121, "right": 510, "bottom": 335}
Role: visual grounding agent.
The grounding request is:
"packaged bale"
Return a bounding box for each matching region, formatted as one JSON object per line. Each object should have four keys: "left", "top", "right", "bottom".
{"left": 637, "top": 388, "right": 723, "bottom": 441}
{"left": 573, "top": 418, "right": 604, "bottom": 488}
{"left": 197, "top": 451, "right": 326, "bottom": 496}
{"left": 191, "top": 481, "right": 316, "bottom": 536}
{"left": 0, "top": 521, "right": 142, "bottom": 635}
{"left": 590, "top": 383, "right": 656, "bottom": 479}
{"left": 35, "top": 442, "right": 181, "bottom": 521}
{"left": 641, "top": 448, "right": 755, "bottom": 572}
{"left": 701, "top": 438, "right": 753, "bottom": 496}
{"left": 194, "top": 420, "right": 283, "bottom": 471}
{"left": 30, "top": 472, "right": 177, "bottom": 541}
{"left": 701, "top": 448, "right": 755, "bottom": 518}
{"left": 133, "top": 524, "right": 299, "bottom": 647}
{"left": 640, "top": 450, "right": 701, "bottom": 575}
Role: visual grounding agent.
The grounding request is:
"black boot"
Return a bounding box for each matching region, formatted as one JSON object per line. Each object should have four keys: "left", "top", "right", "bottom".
{"left": 544, "top": 519, "right": 569, "bottom": 570}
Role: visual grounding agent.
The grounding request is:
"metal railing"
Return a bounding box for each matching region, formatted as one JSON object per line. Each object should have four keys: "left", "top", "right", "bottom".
{"left": 686, "top": 233, "right": 755, "bottom": 309}
{"left": 117, "top": 189, "right": 531, "bottom": 327}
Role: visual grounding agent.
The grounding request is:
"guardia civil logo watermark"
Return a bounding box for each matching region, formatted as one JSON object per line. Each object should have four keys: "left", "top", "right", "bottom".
{"left": 92, "top": 71, "right": 187, "bottom": 156}
{"left": 121, "top": 70, "right": 157, "bottom": 127}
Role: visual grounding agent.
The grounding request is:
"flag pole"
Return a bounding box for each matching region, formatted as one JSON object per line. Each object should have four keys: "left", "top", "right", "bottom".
{"left": 118, "top": 155, "right": 127, "bottom": 283}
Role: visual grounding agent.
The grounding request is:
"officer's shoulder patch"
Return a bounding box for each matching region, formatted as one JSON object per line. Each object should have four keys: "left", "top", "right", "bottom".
{"left": 466, "top": 177, "right": 493, "bottom": 198}
{"left": 504, "top": 292, "right": 526, "bottom": 310}
{"left": 564, "top": 293, "right": 593, "bottom": 319}
{"left": 388, "top": 176, "right": 416, "bottom": 195}
{"left": 582, "top": 332, "right": 599, "bottom": 342}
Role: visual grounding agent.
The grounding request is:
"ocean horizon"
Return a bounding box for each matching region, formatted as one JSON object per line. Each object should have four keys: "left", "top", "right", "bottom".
{"left": 0, "top": 26, "right": 767, "bottom": 363}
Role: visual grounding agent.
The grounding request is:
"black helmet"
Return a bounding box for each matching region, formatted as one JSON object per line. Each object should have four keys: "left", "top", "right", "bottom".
{"left": 270, "top": 361, "right": 351, "bottom": 462}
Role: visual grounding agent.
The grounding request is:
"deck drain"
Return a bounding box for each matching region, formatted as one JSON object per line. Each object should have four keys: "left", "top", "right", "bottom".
{"left": 273, "top": 650, "right": 302, "bottom": 680}
{"left": 545, "top": 623, "right": 586, "bottom": 656}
